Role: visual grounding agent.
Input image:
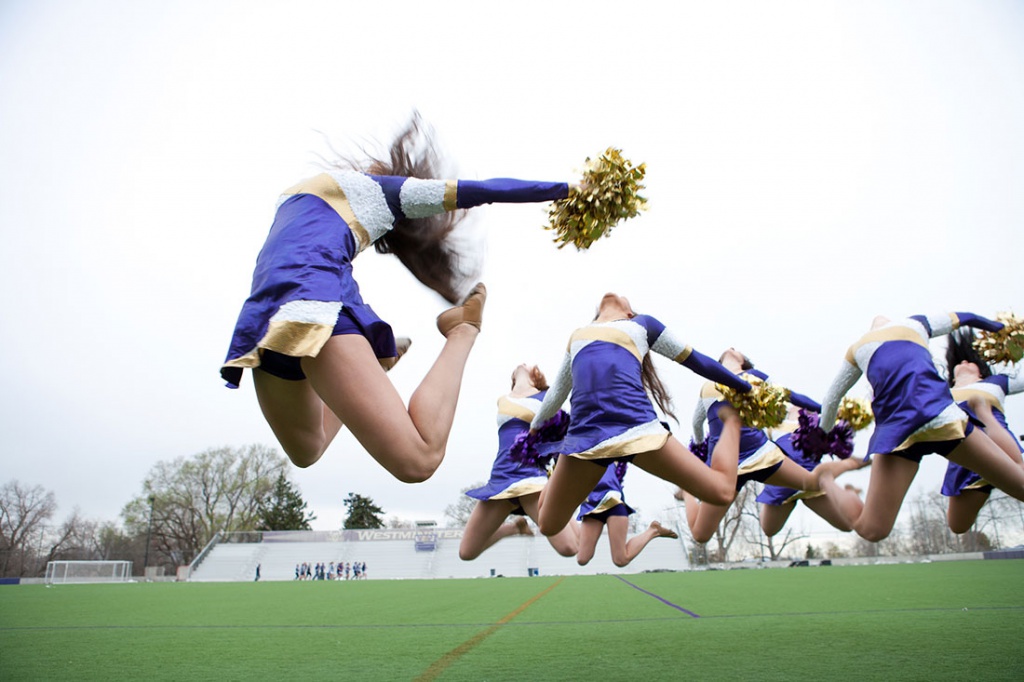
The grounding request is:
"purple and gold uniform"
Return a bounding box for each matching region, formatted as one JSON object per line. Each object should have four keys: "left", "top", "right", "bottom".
{"left": 694, "top": 369, "right": 821, "bottom": 490}
{"left": 530, "top": 315, "right": 750, "bottom": 462}
{"left": 577, "top": 463, "right": 634, "bottom": 522}
{"left": 756, "top": 419, "right": 827, "bottom": 505}
{"left": 465, "top": 390, "right": 554, "bottom": 509}
{"left": 221, "top": 173, "right": 569, "bottom": 387}
{"left": 942, "top": 371, "right": 1024, "bottom": 496}
{"left": 820, "top": 313, "right": 1003, "bottom": 460}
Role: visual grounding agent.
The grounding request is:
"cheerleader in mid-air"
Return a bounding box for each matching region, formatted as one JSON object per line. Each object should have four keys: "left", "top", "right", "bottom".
{"left": 575, "top": 461, "right": 678, "bottom": 568}
{"left": 941, "top": 329, "right": 1024, "bottom": 533}
{"left": 220, "top": 115, "right": 574, "bottom": 483}
{"left": 458, "top": 364, "right": 579, "bottom": 560}
{"left": 817, "top": 312, "right": 1024, "bottom": 541}
{"left": 529, "top": 292, "right": 754, "bottom": 537}
{"left": 756, "top": 405, "right": 865, "bottom": 537}
{"left": 678, "top": 350, "right": 864, "bottom": 543}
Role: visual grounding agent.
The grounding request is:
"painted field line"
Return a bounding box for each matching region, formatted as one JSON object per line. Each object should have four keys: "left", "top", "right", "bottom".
{"left": 614, "top": 574, "right": 701, "bottom": 618}
{"left": 414, "top": 577, "right": 564, "bottom": 682}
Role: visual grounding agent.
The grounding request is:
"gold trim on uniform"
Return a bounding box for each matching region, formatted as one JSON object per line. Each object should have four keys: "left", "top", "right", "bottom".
{"left": 220, "top": 321, "right": 333, "bottom": 372}
{"left": 674, "top": 345, "right": 693, "bottom": 363}
{"left": 950, "top": 388, "right": 1001, "bottom": 411}
{"left": 950, "top": 312, "right": 961, "bottom": 329}
{"left": 569, "top": 327, "right": 642, "bottom": 362}
{"left": 589, "top": 494, "right": 625, "bottom": 515}
{"left": 890, "top": 419, "right": 967, "bottom": 454}
{"left": 443, "top": 180, "right": 459, "bottom": 211}
{"left": 488, "top": 480, "right": 547, "bottom": 500}
{"left": 282, "top": 174, "right": 371, "bottom": 251}
{"left": 497, "top": 396, "right": 537, "bottom": 423}
{"left": 567, "top": 432, "right": 669, "bottom": 461}
{"left": 738, "top": 444, "right": 786, "bottom": 476}
{"left": 845, "top": 326, "right": 928, "bottom": 364}
{"left": 785, "top": 489, "right": 826, "bottom": 503}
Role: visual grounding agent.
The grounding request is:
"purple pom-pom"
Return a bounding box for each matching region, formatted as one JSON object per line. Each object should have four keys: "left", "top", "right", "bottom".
{"left": 509, "top": 410, "right": 569, "bottom": 468}
{"left": 688, "top": 438, "right": 710, "bottom": 463}
{"left": 828, "top": 421, "right": 855, "bottom": 460}
{"left": 791, "top": 409, "right": 830, "bottom": 461}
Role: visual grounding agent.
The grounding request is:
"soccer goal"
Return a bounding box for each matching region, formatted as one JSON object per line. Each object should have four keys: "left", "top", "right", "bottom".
{"left": 45, "top": 560, "right": 133, "bottom": 584}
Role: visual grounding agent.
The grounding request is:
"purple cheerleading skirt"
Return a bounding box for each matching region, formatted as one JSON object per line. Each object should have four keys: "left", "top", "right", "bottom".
{"left": 221, "top": 194, "right": 396, "bottom": 388}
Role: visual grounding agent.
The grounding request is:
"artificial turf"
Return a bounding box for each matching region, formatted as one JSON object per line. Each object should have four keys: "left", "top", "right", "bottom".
{"left": 1, "top": 560, "right": 1021, "bottom": 680}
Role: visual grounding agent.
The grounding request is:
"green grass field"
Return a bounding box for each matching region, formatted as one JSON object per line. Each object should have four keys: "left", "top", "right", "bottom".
{"left": 2, "top": 560, "right": 1022, "bottom": 681}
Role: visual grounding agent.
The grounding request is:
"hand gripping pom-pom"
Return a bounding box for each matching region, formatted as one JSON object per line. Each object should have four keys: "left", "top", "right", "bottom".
{"left": 544, "top": 148, "right": 648, "bottom": 250}
{"left": 688, "top": 437, "right": 710, "bottom": 463}
{"left": 718, "top": 376, "right": 790, "bottom": 430}
{"left": 973, "top": 312, "right": 1024, "bottom": 365}
{"left": 791, "top": 409, "right": 830, "bottom": 462}
{"left": 837, "top": 397, "right": 874, "bottom": 432}
{"left": 828, "top": 421, "right": 855, "bottom": 460}
{"left": 509, "top": 411, "right": 569, "bottom": 468}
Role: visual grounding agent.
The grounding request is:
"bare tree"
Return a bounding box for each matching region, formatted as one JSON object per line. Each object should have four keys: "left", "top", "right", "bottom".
{"left": 122, "top": 445, "right": 286, "bottom": 570}
{"left": 0, "top": 480, "right": 57, "bottom": 577}
{"left": 444, "top": 484, "right": 485, "bottom": 528}
{"left": 683, "top": 487, "right": 759, "bottom": 563}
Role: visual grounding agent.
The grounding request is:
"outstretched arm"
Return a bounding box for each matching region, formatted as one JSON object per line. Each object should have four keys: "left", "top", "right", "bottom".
{"left": 373, "top": 176, "right": 570, "bottom": 219}
{"left": 643, "top": 316, "right": 751, "bottom": 393}
{"left": 820, "top": 359, "right": 863, "bottom": 431}
{"left": 531, "top": 351, "right": 573, "bottom": 430}
{"left": 745, "top": 368, "right": 820, "bottom": 412}
{"left": 911, "top": 312, "right": 1003, "bottom": 338}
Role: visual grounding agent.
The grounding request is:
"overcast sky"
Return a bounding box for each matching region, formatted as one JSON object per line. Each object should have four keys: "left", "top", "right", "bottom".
{"left": 2, "top": 0, "right": 1022, "bottom": 547}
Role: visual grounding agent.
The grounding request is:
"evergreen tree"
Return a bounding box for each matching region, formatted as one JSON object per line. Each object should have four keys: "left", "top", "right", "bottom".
{"left": 342, "top": 493, "right": 385, "bottom": 529}
{"left": 257, "top": 473, "right": 316, "bottom": 531}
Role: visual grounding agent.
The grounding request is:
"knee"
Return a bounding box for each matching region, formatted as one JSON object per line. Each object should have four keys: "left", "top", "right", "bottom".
{"left": 286, "top": 448, "right": 323, "bottom": 469}
{"left": 856, "top": 523, "right": 892, "bottom": 543}
{"left": 391, "top": 457, "right": 442, "bottom": 484}
{"left": 707, "top": 485, "right": 737, "bottom": 507}
{"left": 691, "top": 529, "right": 715, "bottom": 544}
{"left": 577, "top": 556, "right": 591, "bottom": 566}
{"left": 458, "top": 547, "right": 478, "bottom": 562}
{"left": 947, "top": 517, "right": 973, "bottom": 535}
{"left": 555, "top": 544, "right": 578, "bottom": 558}
{"left": 611, "top": 555, "right": 630, "bottom": 568}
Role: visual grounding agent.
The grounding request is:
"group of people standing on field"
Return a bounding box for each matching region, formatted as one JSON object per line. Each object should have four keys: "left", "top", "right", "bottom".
{"left": 222, "top": 114, "right": 1023, "bottom": 567}
{"left": 294, "top": 561, "right": 367, "bottom": 581}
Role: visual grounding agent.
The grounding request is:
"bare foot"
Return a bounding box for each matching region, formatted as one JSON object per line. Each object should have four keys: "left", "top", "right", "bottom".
{"left": 650, "top": 521, "right": 679, "bottom": 539}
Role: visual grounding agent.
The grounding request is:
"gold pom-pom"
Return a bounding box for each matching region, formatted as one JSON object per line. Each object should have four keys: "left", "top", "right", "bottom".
{"left": 838, "top": 397, "right": 874, "bottom": 432}
{"left": 718, "top": 376, "right": 790, "bottom": 430}
{"left": 544, "top": 147, "right": 647, "bottom": 250}
{"left": 973, "top": 312, "right": 1024, "bottom": 365}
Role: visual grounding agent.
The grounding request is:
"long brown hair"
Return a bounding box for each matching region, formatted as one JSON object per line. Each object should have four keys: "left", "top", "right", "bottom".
{"left": 642, "top": 354, "right": 676, "bottom": 422}
{"left": 332, "top": 113, "right": 477, "bottom": 303}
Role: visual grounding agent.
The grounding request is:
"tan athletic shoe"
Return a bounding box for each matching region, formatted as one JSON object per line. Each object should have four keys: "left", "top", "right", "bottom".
{"left": 436, "top": 283, "right": 486, "bottom": 337}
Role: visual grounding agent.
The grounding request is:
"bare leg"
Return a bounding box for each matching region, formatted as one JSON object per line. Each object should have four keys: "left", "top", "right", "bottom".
{"left": 267, "top": 326, "right": 477, "bottom": 482}
{"left": 636, "top": 410, "right": 743, "bottom": 506}
{"left": 537, "top": 456, "right": 605, "bottom": 536}
{"left": 759, "top": 502, "right": 795, "bottom": 537}
{"left": 820, "top": 453, "right": 919, "bottom": 541}
{"left": 946, "top": 490, "right": 991, "bottom": 534}
{"left": 459, "top": 499, "right": 526, "bottom": 561}
{"left": 520, "top": 493, "right": 578, "bottom": 557}
{"left": 608, "top": 517, "right": 678, "bottom": 568}
{"left": 253, "top": 370, "right": 343, "bottom": 468}
{"left": 678, "top": 489, "right": 730, "bottom": 543}
{"left": 802, "top": 493, "right": 862, "bottom": 532}
{"left": 946, "top": 429, "right": 1024, "bottom": 502}
{"left": 764, "top": 459, "right": 863, "bottom": 528}
{"left": 576, "top": 518, "right": 603, "bottom": 566}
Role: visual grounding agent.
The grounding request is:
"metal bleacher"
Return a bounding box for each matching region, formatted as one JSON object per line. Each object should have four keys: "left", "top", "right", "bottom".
{"left": 188, "top": 526, "right": 690, "bottom": 582}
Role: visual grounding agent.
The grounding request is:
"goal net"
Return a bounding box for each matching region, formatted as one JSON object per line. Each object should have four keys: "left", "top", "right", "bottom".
{"left": 45, "top": 560, "right": 133, "bottom": 584}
